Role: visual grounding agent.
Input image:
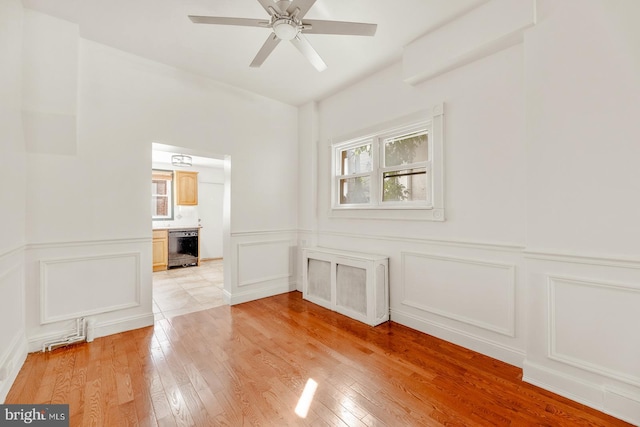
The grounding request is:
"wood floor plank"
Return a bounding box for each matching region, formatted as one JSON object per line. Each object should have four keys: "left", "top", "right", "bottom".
{"left": 5, "top": 291, "right": 634, "bottom": 426}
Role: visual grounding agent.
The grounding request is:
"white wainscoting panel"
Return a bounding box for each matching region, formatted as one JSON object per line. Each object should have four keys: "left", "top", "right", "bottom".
{"left": 40, "top": 252, "right": 141, "bottom": 324}
{"left": 237, "top": 239, "right": 293, "bottom": 287}
{"left": 548, "top": 275, "right": 640, "bottom": 387}
{"left": 401, "top": 252, "right": 516, "bottom": 336}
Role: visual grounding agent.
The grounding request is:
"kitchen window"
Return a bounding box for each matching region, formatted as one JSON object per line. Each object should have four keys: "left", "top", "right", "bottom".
{"left": 331, "top": 104, "right": 444, "bottom": 221}
{"left": 152, "top": 169, "right": 174, "bottom": 220}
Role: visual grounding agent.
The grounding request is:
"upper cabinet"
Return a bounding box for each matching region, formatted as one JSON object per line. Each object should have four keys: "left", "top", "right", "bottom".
{"left": 175, "top": 171, "right": 198, "bottom": 206}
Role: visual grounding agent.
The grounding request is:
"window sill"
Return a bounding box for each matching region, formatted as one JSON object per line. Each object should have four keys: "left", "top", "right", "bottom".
{"left": 328, "top": 207, "right": 445, "bottom": 222}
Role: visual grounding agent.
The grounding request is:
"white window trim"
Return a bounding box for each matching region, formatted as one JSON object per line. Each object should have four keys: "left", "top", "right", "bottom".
{"left": 329, "top": 103, "right": 445, "bottom": 222}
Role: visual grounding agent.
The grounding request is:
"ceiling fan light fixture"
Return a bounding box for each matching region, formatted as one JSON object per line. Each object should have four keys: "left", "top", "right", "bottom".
{"left": 272, "top": 18, "right": 298, "bottom": 40}
{"left": 171, "top": 154, "right": 192, "bottom": 167}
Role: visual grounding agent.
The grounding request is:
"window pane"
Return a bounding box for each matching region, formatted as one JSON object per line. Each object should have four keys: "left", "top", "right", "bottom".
{"left": 152, "top": 180, "right": 168, "bottom": 196}
{"left": 152, "top": 170, "right": 173, "bottom": 220}
{"left": 339, "top": 176, "right": 370, "bottom": 204}
{"left": 384, "top": 131, "right": 428, "bottom": 167}
{"left": 152, "top": 196, "right": 169, "bottom": 217}
{"left": 382, "top": 168, "right": 427, "bottom": 202}
{"left": 340, "top": 144, "right": 372, "bottom": 175}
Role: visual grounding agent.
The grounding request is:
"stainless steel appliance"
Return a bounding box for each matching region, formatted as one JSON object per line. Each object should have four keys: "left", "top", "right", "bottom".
{"left": 168, "top": 229, "right": 198, "bottom": 268}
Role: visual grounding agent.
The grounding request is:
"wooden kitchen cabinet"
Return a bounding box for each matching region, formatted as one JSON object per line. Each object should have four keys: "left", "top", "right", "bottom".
{"left": 152, "top": 229, "right": 168, "bottom": 271}
{"left": 175, "top": 171, "right": 198, "bottom": 205}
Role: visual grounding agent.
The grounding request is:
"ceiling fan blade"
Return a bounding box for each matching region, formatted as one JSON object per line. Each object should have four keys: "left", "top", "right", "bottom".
{"left": 255, "top": 0, "right": 277, "bottom": 15}
{"left": 250, "top": 33, "right": 281, "bottom": 68}
{"left": 286, "top": 0, "right": 316, "bottom": 19}
{"left": 188, "top": 16, "right": 270, "bottom": 28}
{"left": 290, "top": 34, "right": 327, "bottom": 71}
{"left": 302, "top": 19, "right": 377, "bottom": 36}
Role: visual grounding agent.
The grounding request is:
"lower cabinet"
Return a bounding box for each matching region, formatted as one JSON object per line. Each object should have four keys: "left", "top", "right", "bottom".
{"left": 152, "top": 229, "right": 168, "bottom": 272}
{"left": 302, "top": 247, "right": 389, "bottom": 326}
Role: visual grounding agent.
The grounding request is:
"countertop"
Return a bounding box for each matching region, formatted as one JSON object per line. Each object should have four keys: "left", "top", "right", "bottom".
{"left": 153, "top": 225, "right": 202, "bottom": 231}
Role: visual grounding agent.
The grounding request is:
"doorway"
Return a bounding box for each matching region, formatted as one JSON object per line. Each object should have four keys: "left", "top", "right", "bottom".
{"left": 151, "top": 143, "right": 231, "bottom": 319}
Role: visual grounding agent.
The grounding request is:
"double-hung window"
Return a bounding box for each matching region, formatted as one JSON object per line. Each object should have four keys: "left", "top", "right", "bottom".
{"left": 152, "top": 169, "right": 174, "bottom": 220}
{"left": 331, "top": 104, "right": 444, "bottom": 221}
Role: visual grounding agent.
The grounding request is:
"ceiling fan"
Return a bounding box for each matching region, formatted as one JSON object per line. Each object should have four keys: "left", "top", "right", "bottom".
{"left": 188, "top": 0, "right": 377, "bottom": 71}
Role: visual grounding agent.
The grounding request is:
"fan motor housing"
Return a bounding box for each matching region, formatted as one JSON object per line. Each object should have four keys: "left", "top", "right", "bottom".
{"left": 273, "top": 18, "right": 299, "bottom": 40}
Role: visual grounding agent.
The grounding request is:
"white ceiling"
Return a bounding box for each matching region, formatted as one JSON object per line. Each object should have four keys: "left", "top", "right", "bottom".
{"left": 22, "top": 0, "right": 485, "bottom": 106}
{"left": 152, "top": 145, "right": 225, "bottom": 168}
{"left": 152, "top": 150, "right": 225, "bottom": 168}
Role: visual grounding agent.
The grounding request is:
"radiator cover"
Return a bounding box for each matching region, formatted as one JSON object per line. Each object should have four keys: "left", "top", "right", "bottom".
{"left": 302, "top": 247, "right": 389, "bottom": 326}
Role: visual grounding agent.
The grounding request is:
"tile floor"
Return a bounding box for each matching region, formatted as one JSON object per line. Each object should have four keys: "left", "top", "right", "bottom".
{"left": 152, "top": 259, "right": 227, "bottom": 320}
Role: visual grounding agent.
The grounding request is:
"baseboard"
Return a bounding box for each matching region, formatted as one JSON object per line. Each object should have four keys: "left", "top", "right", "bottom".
{"left": 27, "top": 313, "right": 155, "bottom": 353}
{"left": 228, "top": 281, "right": 297, "bottom": 306}
{"left": 391, "top": 308, "right": 525, "bottom": 368}
{"left": 0, "top": 332, "right": 28, "bottom": 403}
{"left": 523, "top": 360, "right": 640, "bottom": 425}
{"left": 222, "top": 289, "right": 231, "bottom": 305}
{"left": 94, "top": 313, "right": 155, "bottom": 339}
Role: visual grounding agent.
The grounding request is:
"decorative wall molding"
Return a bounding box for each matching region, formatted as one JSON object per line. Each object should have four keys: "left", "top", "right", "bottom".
{"left": 27, "top": 237, "right": 150, "bottom": 250}
{"left": 40, "top": 252, "right": 141, "bottom": 324}
{"left": 547, "top": 275, "right": 640, "bottom": 388}
{"left": 231, "top": 229, "right": 298, "bottom": 237}
{"left": 0, "top": 245, "right": 25, "bottom": 262}
{"left": 400, "top": 251, "right": 516, "bottom": 336}
{"left": 319, "top": 230, "right": 524, "bottom": 252}
{"left": 297, "top": 229, "right": 317, "bottom": 235}
{"left": 525, "top": 249, "right": 640, "bottom": 269}
{"left": 236, "top": 239, "right": 293, "bottom": 287}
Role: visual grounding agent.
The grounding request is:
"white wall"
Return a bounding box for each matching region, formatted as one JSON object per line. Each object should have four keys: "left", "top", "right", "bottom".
{"left": 525, "top": 0, "right": 640, "bottom": 255}
{"left": 522, "top": 0, "right": 640, "bottom": 423}
{"left": 302, "top": 0, "right": 640, "bottom": 423}
{"left": 0, "top": 0, "right": 28, "bottom": 402}
{"left": 297, "top": 102, "right": 319, "bottom": 289}
{"left": 312, "top": 43, "right": 528, "bottom": 365}
{"left": 197, "top": 166, "right": 225, "bottom": 259}
{"left": 17, "top": 7, "right": 299, "bottom": 354}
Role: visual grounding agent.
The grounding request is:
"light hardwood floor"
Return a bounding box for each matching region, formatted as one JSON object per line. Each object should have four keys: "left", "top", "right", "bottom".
{"left": 6, "top": 292, "right": 632, "bottom": 426}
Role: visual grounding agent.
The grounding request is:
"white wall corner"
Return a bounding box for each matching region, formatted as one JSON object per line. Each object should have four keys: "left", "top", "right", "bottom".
{"left": 402, "top": 0, "right": 536, "bottom": 85}
{"left": 0, "top": 332, "right": 28, "bottom": 403}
